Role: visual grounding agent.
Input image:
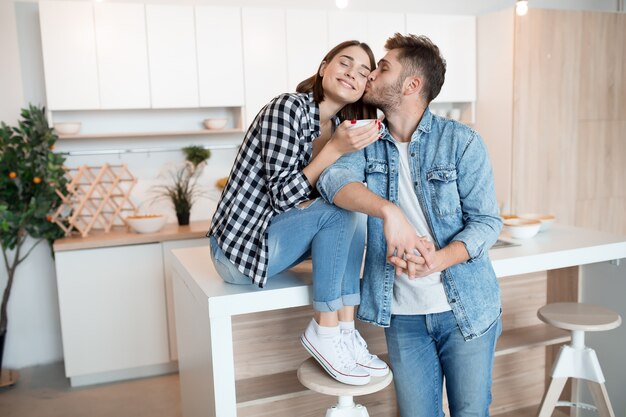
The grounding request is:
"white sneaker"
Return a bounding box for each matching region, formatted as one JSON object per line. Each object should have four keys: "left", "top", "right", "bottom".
{"left": 342, "top": 328, "right": 390, "bottom": 377}
{"left": 300, "top": 320, "right": 371, "bottom": 386}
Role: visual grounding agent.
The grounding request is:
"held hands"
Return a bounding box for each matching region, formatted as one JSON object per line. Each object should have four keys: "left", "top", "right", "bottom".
{"left": 382, "top": 204, "right": 437, "bottom": 277}
{"left": 328, "top": 120, "right": 380, "bottom": 156}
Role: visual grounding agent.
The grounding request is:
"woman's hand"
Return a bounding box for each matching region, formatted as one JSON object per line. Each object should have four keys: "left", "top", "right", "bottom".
{"left": 327, "top": 120, "right": 380, "bottom": 156}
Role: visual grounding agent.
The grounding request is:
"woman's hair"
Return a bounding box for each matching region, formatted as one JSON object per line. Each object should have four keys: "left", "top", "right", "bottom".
{"left": 296, "top": 40, "right": 378, "bottom": 121}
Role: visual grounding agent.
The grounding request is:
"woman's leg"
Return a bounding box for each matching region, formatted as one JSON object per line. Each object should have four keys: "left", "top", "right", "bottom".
{"left": 267, "top": 199, "right": 371, "bottom": 385}
{"left": 267, "top": 199, "right": 364, "bottom": 311}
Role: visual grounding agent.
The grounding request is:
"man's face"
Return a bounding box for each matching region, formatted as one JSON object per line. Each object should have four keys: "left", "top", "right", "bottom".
{"left": 363, "top": 49, "right": 405, "bottom": 113}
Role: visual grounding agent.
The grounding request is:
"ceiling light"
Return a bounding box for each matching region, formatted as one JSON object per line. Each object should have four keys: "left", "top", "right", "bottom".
{"left": 516, "top": 0, "right": 529, "bottom": 16}
{"left": 336, "top": 0, "right": 349, "bottom": 9}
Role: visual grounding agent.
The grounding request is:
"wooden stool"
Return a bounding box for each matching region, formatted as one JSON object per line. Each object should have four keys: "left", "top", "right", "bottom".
{"left": 297, "top": 357, "right": 393, "bottom": 417}
{"left": 537, "top": 302, "right": 622, "bottom": 417}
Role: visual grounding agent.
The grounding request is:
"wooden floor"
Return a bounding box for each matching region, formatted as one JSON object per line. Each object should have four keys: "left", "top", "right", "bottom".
{"left": 0, "top": 362, "right": 182, "bottom": 417}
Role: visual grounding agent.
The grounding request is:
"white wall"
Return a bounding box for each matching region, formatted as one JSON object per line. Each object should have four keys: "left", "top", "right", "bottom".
{"left": 0, "top": 0, "right": 621, "bottom": 370}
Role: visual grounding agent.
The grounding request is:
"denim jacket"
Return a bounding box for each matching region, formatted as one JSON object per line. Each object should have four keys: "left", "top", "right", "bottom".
{"left": 317, "top": 107, "right": 503, "bottom": 340}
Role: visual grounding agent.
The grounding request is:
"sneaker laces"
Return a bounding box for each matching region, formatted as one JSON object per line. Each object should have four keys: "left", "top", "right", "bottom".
{"left": 344, "top": 329, "right": 375, "bottom": 364}
{"left": 332, "top": 333, "right": 358, "bottom": 371}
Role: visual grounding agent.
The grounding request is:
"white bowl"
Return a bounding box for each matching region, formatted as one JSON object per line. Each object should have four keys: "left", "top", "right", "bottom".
{"left": 503, "top": 218, "right": 541, "bottom": 239}
{"left": 54, "top": 122, "right": 81, "bottom": 135}
{"left": 203, "top": 118, "right": 228, "bottom": 130}
{"left": 518, "top": 213, "right": 555, "bottom": 231}
{"left": 125, "top": 214, "right": 166, "bottom": 234}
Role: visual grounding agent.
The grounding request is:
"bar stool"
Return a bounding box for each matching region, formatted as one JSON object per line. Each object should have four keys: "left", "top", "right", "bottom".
{"left": 297, "top": 357, "right": 393, "bottom": 417}
{"left": 537, "top": 302, "right": 622, "bottom": 417}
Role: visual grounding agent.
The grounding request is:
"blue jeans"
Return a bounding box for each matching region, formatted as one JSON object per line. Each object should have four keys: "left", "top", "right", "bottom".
{"left": 209, "top": 198, "right": 366, "bottom": 312}
{"left": 385, "top": 311, "right": 501, "bottom": 417}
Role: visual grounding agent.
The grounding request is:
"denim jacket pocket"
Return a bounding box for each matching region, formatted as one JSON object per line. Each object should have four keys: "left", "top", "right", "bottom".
{"left": 365, "top": 159, "right": 389, "bottom": 175}
{"left": 427, "top": 167, "right": 461, "bottom": 217}
{"left": 365, "top": 159, "right": 389, "bottom": 194}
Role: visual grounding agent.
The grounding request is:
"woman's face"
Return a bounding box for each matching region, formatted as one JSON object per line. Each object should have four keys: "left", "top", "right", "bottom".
{"left": 320, "top": 45, "right": 373, "bottom": 105}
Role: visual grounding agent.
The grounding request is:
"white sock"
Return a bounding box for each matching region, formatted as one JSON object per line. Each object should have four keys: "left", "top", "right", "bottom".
{"left": 339, "top": 320, "right": 355, "bottom": 332}
{"left": 312, "top": 319, "right": 339, "bottom": 336}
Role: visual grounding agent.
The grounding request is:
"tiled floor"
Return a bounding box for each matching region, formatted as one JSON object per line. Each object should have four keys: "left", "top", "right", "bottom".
{"left": 0, "top": 363, "right": 182, "bottom": 417}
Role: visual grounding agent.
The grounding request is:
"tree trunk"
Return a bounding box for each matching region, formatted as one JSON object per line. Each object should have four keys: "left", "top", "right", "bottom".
{"left": 0, "top": 329, "right": 5, "bottom": 371}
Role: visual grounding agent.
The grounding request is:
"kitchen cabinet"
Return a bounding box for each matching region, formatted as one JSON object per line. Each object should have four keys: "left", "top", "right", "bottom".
{"left": 53, "top": 222, "right": 211, "bottom": 386}
{"left": 241, "top": 8, "right": 288, "bottom": 126}
{"left": 328, "top": 11, "right": 368, "bottom": 49}
{"left": 145, "top": 4, "right": 199, "bottom": 108}
{"left": 195, "top": 7, "right": 245, "bottom": 107}
{"left": 39, "top": 1, "right": 100, "bottom": 110}
{"left": 365, "top": 12, "right": 406, "bottom": 62}
{"left": 94, "top": 2, "right": 151, "bottom": 109}
{"left": 405, "top": 14, "right": 476, "bottom": 103}
{"left": 55, "top": 243, "right": 170, "bottom": 385}
{"left": 285, "top": 10, "right": 329, "bottom": 92}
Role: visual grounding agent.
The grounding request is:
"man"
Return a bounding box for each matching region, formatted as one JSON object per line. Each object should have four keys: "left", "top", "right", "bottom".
{"left": 317, "top": 33, "right": 503, "bottom": 417}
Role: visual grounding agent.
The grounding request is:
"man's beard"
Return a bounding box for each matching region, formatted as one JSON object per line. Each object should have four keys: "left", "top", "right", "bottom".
{"left": 363, "top": 76, "right": 403, "bottom": 113}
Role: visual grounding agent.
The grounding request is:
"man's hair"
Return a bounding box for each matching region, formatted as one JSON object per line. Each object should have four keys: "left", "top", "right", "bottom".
{"left": 296, "top": 40, "right": 377, "bottom": 121}
{"left": 384, "top": 33, "right": 446, "bottom": 103}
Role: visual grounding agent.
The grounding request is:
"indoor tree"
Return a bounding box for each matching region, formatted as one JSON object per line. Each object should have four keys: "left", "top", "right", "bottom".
{"left": 0, "top": 105, "right": 68, "bottom": 374}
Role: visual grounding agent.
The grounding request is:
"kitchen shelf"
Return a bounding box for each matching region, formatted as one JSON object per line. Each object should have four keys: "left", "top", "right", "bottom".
{"left": 58, "top": 128, "right": 245, "bottom": 140}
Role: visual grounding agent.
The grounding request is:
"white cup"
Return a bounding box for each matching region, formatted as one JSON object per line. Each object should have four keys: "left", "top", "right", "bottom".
{"left": 349, "top": 119, "right": 377, "bottom": 129}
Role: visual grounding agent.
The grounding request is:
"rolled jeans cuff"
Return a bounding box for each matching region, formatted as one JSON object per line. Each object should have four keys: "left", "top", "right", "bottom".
{"left": 313, "top": 292, "right": 360, "bottom": 312}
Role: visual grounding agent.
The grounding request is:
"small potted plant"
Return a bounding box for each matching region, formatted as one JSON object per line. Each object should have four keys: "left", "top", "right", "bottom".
{"left": 152, "top": 146, "right": 210, "bottom": 226}
{"left": 0, "top": 105, "right": 68, "bottom": 383}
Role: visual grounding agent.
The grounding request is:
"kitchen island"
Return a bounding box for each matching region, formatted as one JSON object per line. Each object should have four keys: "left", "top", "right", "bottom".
{"left": 171, "top": 224, "right": 626, "bottom": 417}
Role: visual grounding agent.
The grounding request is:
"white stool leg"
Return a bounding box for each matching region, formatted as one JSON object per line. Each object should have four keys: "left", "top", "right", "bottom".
{"left": 537, "top": 377, "right": 568, "bottom": 417}
{"left": 325, "top": 395, "right": 370, "bottom": 417}
{"left": 587, "top": 381, "right": 616, "bottom": 417}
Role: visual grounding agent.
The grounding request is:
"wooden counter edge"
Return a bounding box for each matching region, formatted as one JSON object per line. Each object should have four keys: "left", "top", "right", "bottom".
{"left": 53, "top": 220, "right": 212, "bottom": 252}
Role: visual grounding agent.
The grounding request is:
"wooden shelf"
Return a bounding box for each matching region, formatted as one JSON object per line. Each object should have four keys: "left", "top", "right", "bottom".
{"left": 234, "top": 324, "right": 569, "bottom": 408}
{"left": 496, "top": 324, "right": 570, "bottom": 357}
{"left": 58, "top": 128, "right": 244, "bottom": 139}
{"left": 493, "top": 404, "right": 569, "bottom": 417}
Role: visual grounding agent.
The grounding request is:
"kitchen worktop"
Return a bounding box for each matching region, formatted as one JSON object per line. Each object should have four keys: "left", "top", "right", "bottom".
{"left": 53, "top": 220, "right": 211, "bottom": 252}
{"left": 170, "top": 223, "right": 626, "bottom": 417}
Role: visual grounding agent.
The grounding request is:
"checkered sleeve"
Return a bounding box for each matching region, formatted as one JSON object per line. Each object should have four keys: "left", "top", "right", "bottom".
{"left": 259, "top": 95, "right": 313, "bottom": 212}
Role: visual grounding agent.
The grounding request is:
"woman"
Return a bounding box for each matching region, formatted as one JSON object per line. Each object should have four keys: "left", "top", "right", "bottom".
{"left": 208, "top": 41, "right": 388, "bottom": 385}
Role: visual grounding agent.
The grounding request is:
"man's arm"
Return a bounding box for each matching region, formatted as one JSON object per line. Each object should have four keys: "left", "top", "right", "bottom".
{"left": 328, "top": 182, "right": 435, "bottom": 272}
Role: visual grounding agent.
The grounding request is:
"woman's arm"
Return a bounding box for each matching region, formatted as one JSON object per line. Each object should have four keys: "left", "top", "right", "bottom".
{"left": 302, "top": 120, "right": 379, "bottom": 187}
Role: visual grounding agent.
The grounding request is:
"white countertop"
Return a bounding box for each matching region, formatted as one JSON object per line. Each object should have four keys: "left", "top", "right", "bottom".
{"left": 171, "top": 224, "right": 626, "bottom": 318}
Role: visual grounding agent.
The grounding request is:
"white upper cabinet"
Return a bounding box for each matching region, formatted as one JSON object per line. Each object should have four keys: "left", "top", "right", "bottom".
{"left": 195, "top": 7, "right": 244, "bottom": 107}
{"left": 39, "top": 1, "right": 100, "bottom": 110}
{"left": 366, "top": 12, "right": 406, "bottom": 62}
{"left": 241, "top": 8, "right": 288, "bottom": 126}
{"left": 328, "top": 11, "right": 368, "bottom": 48}
{"left": 406, "top": 14, "right": 476, "bottom": 103}
{"left": 146, "top": 4, "right": 199, "bottom": 108}
{"left": 94, "top": 3, "right": 151, "bottom": 109}
{"left": 285, "top": 10, "right": 328, "bottom": 92}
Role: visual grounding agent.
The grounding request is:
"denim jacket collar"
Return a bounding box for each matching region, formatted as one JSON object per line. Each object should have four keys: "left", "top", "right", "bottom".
{"left": 380, "top": 107, "right": 433, "bottom": 145}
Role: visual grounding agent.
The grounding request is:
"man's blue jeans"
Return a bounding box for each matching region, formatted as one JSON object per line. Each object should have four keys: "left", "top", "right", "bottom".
{"left": 209, "top": 198, "right": 365, "bottom": 312}
{"left": 385, "top": 311, "right": 501, "bottom": 417}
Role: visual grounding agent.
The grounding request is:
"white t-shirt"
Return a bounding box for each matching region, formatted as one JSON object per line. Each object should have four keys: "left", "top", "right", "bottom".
{"left": 390, "top": 141, "right": 452, "bottom": 315}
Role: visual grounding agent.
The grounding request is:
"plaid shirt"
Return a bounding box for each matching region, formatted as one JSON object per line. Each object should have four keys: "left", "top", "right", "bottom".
{"left": 208, "top": 92, "right": 336, "bottom": 287}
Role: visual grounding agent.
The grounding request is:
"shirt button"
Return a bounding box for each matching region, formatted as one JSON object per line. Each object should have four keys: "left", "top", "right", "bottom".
{"left": 410, "top": 153, "right": 415, "bottom": 157}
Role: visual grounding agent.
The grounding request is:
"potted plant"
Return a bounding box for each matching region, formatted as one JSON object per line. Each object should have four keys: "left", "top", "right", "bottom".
{"left": 0, "top": 105, "right": 68, "bottom": 382}
{"left": 182, "top": 145, "right": 211, "bottom": 170}
{"left": 152, "top": 162, "right": 202, "bottom": 226}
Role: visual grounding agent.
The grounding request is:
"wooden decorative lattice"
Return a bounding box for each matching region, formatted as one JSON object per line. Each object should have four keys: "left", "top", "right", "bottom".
{"left": 51, "top": 164, "right": 137, "bottom": 237}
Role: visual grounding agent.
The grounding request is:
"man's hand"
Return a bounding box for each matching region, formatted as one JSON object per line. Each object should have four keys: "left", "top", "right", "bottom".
{"left": 381, "top": 204, "right": 434, "bottom": 276}
{"left": 389, "top": 240, "right": 471, "bottom": 279}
